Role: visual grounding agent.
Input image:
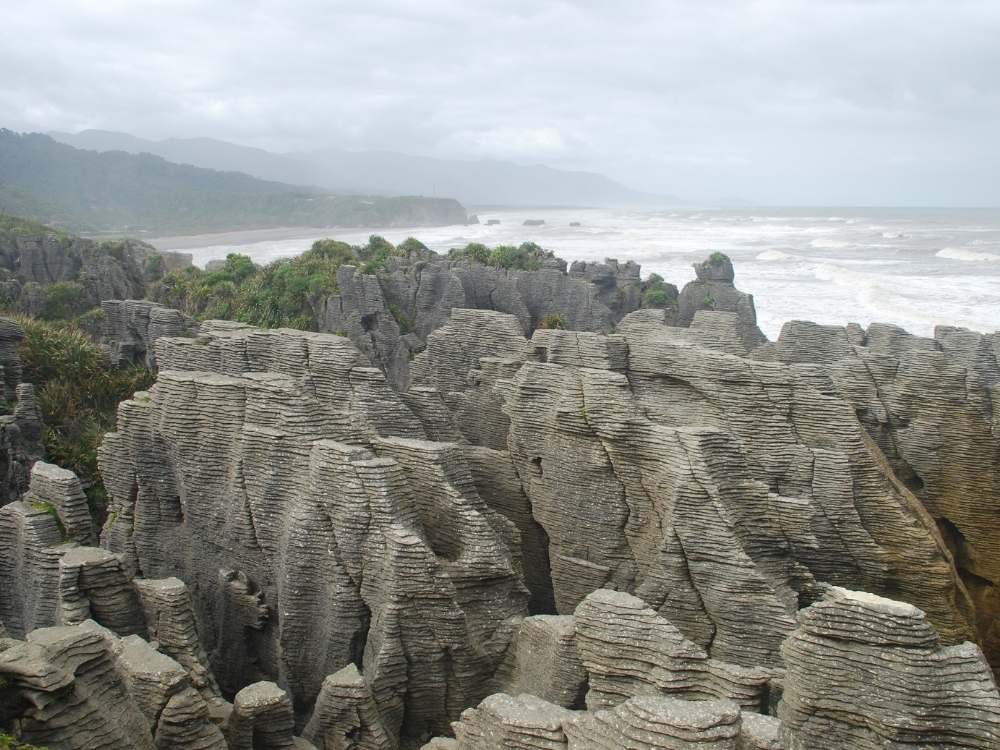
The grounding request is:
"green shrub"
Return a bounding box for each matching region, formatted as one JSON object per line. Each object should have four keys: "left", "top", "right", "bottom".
{"left": 449, "top": 243, "right": 491, "bottom": 264}
{"left": 641, "top": 272, "right": 677, "bottom": 309}
{"left": 14, "top": 315, "right": 154, "bottom": 522}
{"left": 538, "top": 312, "right": 567, "bottom": 330}
{"left": 0, "top": 731, "right": 49, "bottom": 750}
{"left": 40, "top": 282, "right": 89, "bottom": 321}
{"left": 389, "top": 304, "right": 413, "bottom": 334}
{"left": 709, "top": 251, "right": 730, "bottom": 264}
{"left": 703, "top": 292, "right": 716, "bottom": 309}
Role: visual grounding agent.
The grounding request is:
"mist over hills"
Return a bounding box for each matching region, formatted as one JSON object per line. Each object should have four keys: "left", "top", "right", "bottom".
{"left": 0, "top": 129, "right": 469, "bottom": 234}
{"left": 50, "top": 129, "right": 665, "bottom": 208}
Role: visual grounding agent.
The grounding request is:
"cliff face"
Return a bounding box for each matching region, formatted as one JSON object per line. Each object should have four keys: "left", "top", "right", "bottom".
{"left": 2, "top": 254, "right": 999, "bottom": 748}
{"left": 0, "top": 218, "right": 191, "bottom": 317}
{"left": 320, "top": 255, "right": 650, "bottom": 389}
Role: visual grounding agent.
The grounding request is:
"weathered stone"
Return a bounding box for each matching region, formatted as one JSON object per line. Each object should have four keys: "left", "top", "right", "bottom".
{"left": 779, "top": 587, "right": 1000, "bottom": 749}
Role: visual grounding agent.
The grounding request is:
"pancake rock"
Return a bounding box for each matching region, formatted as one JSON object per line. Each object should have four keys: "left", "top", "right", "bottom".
{"left": 778, "top": 586, "right": 1000, "bottom": 748}
{"left": 754, "top": 319, "right": 1000, "bottom": 670}
{"left": 0, "top": 621, "right": 227, "bottom": 749}
{"left": 574, "top": 590, "right": 772, "bottom": 712}
{"left": 677, "top": 254, "right": 765, "bottom": 350}
{"left": 0, "top": 318, "right": 44, "bottom": 505}
{"left": 318, "top": 253, "right": 646, "bottom": 388}
{"left": 488, "top": 615, "right": 587, "bottom": 709}
{"left": 102, "top": 298, "right": 197, "bottom": 369}
{"left": 497, "top": 307, "right": 974, "bottom": 671}
{"left": 437, "top": 693, "right": 775, "bottom": 750}
{"left": 97, "top": 322, "right": 528, "bottom": 745}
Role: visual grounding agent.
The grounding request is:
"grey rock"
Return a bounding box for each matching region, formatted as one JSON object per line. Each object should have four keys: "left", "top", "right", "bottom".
{"left": 779, "top": 586, "right": 1000, "bottom": 749}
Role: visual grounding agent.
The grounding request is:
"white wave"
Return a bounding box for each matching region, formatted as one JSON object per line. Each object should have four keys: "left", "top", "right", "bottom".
{"left": 882, "top": 231, "right": 907, "bottom": 239}
{"left": 810, "top": 238, "right": 851, "bottom": 249}
{"left": 936, "top": 247, "right": 1000, "bottom": 262}
{"left": 756, "top": 249, "right": 798, "bottom": 261}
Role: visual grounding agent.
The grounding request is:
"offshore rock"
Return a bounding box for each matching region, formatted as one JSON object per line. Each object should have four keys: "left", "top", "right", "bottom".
{"left": 779, "top": 586, "right": 1000, "bottom": 748}
{"left": 97, "top": 322, "right": 528, "bottom": 744}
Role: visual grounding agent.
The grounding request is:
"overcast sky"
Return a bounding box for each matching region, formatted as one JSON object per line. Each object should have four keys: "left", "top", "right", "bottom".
{"left": 3, "top": 0, "right": 999, "bottom": 205}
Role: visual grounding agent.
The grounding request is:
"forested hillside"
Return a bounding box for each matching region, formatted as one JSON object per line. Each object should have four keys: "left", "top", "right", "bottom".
{"left": 0, "top": 130, "right": 470, "bottom": 233}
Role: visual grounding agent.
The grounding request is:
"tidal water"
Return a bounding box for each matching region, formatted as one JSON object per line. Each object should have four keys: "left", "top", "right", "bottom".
{"left": 156, "top": 207, "right": 1000, "bottom": 339}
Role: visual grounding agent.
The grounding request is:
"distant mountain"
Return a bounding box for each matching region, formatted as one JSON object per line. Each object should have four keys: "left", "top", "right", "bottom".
{"left": 50, "top": 129, "right": 666, "bottom": 207}
{"left": 0, "top": 130, "right": 469, "bottom": 234}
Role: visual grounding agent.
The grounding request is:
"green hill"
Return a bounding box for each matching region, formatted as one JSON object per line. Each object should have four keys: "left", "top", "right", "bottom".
{"left": 0, "top": 130, "right": 470, "bottom": 234}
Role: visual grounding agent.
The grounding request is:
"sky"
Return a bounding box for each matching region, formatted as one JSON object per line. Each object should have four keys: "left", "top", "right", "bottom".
{"left": 3, "top": 0, "right": 999, "bottom": 206}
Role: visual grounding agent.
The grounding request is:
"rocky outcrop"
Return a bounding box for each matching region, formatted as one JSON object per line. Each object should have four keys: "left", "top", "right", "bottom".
{"left": 678, "top": 254, "right": 765, "bottom": 349}
{"left": 96, "top": 322, "right": 527, "bottom": 745}
{"left": 779, "top": 586, "right": 1000, "bottom": 748}
{"left": 0, "top": 222, "right": 190, "bottom": 317}
{"left": 753, "top": 319, "right": 1000, "bottom": 670}
{"left": 0, "top": 319, "right": 44, "bottom": 505}
{"left": 318, "top": 255, "right": 646, "bottom": 388}
{"left": 4, "top": 249, "right": 1000, "bottom": 748}
{"left": 575, "top": 590, "right": 772, "bottom": 712}
{"left": 101, "top": 299, "right": 197, "bottom": 368}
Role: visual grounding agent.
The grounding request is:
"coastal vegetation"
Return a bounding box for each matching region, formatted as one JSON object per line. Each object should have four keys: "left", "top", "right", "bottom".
{"left": 13, "top": 314, "right": 154, "bottom": 518}
{"left": 156, "top": 235, "right": 424, "bottom": 330}
{"left": 448, "top": 241, "right": 553, "bottom": 270}
{"left": 642, "top": 272, "right": 677, "bottom": 308}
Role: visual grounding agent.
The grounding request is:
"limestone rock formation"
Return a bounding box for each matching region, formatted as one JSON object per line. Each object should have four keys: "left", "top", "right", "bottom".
{"left": 318, "top": 254, "right": 645, "bottom": 388}
{"left": 97, "top": 322, "right": 528, "bottom": 745}
{"left": 778, "top": 586, "right": 1000, "bottom": 748}
{"left": 0, "top": 319, "right": 44, "bottom": 505}
{"left": 677, "top": 254, "right": 765, "bottom": 349}
{"left": 488, "top": 615, "right": 587, "bottom": 709}
{"left": 302, "top": 664, "right": 392, "bottom": 749}
{"left": 102, "top": 298, "right": 197, "bottom": 368}
{"left": 574, "top": 590, "right": 772, "bottom": 712}
{"left": 0, "top": 223, "right": 189, "bottom": 317}
{"left": 753, "top": 319, "right": 1000, "bottom": 669}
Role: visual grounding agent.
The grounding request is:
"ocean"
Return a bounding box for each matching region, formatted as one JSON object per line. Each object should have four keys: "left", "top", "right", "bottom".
{"left": 154, "top": 207, "right": 1000, "bottom": 339}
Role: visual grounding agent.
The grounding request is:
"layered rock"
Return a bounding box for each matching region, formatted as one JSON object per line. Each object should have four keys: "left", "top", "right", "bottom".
{"left": 574, "top": 590, "right": 772, "bottom": 712}
{"left": 488, "top": 615, "right": 587, "bottom": 709}
{"left": 318, "top": 255, "right": 646, "bottom": 388}
{"left": 497, "top": 309, "right": 974, "bottom": 671}
{"left": 0, "top": 621, "right": 226, "bottom": 749}
{"left": 778, "top": 586, "right": 1000, "bottom": 748}
{"left": 97, "top": 322, "right": 528, "bottom": 744}
{"left": 0, "top": 318, "right": 44, "bottom": 505}
{"left": 102, "top": 298, "right": 197, "bottom": 369}
{"left": 754, "top": 319, "right": 1000, "bottom": 668}
{"left": 677, "top": 254, "right": 765, "bottom": 349}
{"left": 0, "top": 223, "right": 188, "bottom": 317}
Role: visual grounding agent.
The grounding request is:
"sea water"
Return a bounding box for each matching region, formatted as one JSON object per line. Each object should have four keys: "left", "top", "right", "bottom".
{"left": 157, "top": 207, "right": 1000, "bottom": 339}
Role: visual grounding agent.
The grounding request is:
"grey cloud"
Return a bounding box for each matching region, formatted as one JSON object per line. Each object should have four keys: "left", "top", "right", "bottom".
{"left": 2, "top": 0, "right": 999, "bottom": 204}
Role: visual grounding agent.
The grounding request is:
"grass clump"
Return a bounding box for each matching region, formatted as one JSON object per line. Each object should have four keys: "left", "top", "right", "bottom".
{"left": 449, "top": 241, "right": 554, "bottom": 271}
{"left": 641, "top": 272, "right": 678, "bottom": 309}
{"left": 708, "top": 251, "right": 730, "bottom": 265}
{"left": 156, "top": 236, "right": 403, "bottom": 331}
{"left": 0, "top": 732, "right": 49, "bottom": 750}
{"left": 538, "top": 312, "right": 567, "bottom": 330}
{"left": 388, "top": 304, "right": 413, "bottom": 334}
{"left": 13, "top": 315, "right": 154, "bottom": 519}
